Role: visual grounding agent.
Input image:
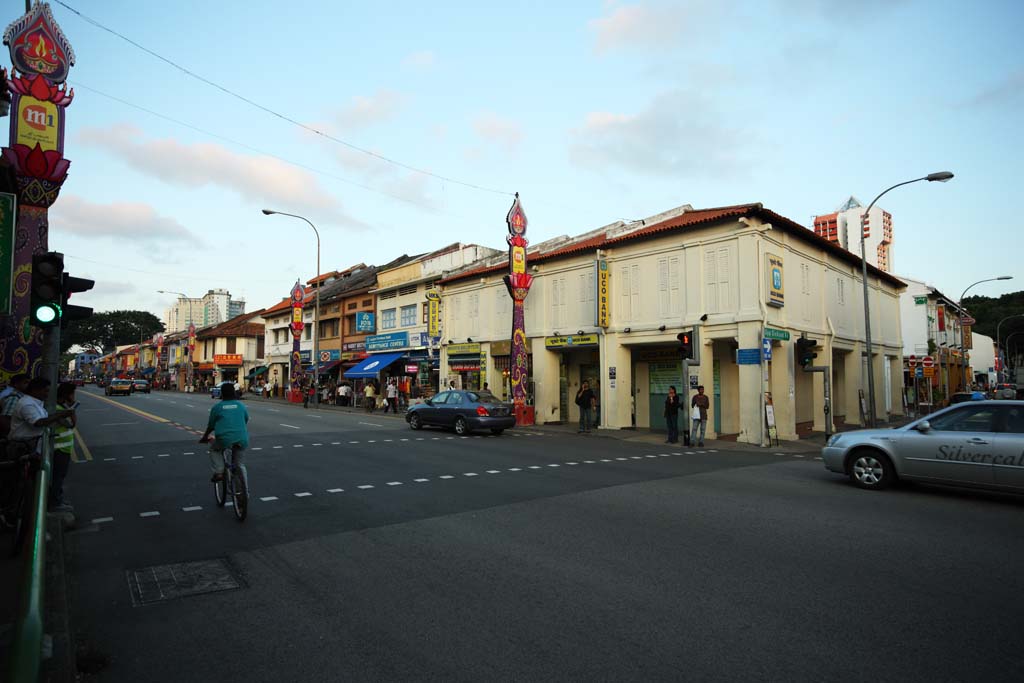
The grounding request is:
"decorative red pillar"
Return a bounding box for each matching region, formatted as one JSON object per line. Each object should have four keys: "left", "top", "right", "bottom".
{"left": 289, "top": 280, "right": 305, "bottom": 403}
{"left": 0, "top": 3, "right": 74, "bottom": 381}
{"left": 503, "top": 194, "right": 534, "bottom": 425}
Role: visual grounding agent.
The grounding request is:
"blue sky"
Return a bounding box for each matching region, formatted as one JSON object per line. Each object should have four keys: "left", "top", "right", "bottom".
{"left": 27, "top": 0, "right": 1024, "bottom": 318}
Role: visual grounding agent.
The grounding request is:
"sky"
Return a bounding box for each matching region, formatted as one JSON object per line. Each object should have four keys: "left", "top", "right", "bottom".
{"left": 19, "top": 0, "right": 1024, "bottom": 319}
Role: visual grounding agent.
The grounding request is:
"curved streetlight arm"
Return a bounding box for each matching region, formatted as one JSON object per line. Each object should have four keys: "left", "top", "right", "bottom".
{"left": 861, "top": 177, "right": 930, "bottom": 221}
{"left": 262, "top": 209, "right": 320, "bottom": 251}
{"left": 956, "top": 276, "right": 1012, "bottom": 387}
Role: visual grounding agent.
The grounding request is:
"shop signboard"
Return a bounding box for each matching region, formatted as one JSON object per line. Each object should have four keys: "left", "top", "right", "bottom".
{"left": 319, "top": 349, "right": 340, "bottom": 362}
{"left": 490, "top": 340, "right": 511, "bottom": 356}
{"left": 214, "top": 354, "right": 243, "bottom": 366}
{"left": 649, "top": 361, "right": 680, "bottom": 393}
{"left": 736, "top": 348, "right": 761, "bottom": 365}
{"left": 355, "top": 312, "right": 375, "bottom": 333}
{"left": 594, "top": 259, "right": 610, "bottom": 328}
{"left": 366, "top": 331, "right": 409, "bottom": 351}
{"left": 426, "top": 289, "right": 441, "bottom": 338}
{"left": 298, "top": 350, "right": 312, "bottom": 362}
{"left": 448, "top": 342, "right": 481, "bottom": 356}
{"left": 545, "top": 334, "right": 599, "bottom": 349}
{"left": 765, "top": 253, "right": 784, "bottom": 307}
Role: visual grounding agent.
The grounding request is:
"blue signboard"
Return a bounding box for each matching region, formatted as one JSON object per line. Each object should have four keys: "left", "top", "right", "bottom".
{"left": 915, "top": 366, "right": 923, "bottom": 378}
{"left": 355, "top": 312, "right": 375, "bottom": 333}
{"left": 366, "top": 331, "right": 409, "bottom": 352}
{"left": 736, "top": 348, "right": 761, "bottom": 365}
{"left": 318, "top": 349, "right": 340, "bottom": 363}
{"left": 299, "top": 350, "right": 312, "bottom": 362}
{"left": 762, "top": 339, "right": 772, "bottom": 361}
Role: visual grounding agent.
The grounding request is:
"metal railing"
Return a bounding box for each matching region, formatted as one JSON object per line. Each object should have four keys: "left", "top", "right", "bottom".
{"left": 7, "top": 429, "right": 52, "bottom": 683}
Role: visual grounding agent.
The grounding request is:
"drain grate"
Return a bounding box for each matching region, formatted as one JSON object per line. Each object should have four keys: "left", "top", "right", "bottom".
{"left": 127, "top": 558, "right": 244, "bottom": 606}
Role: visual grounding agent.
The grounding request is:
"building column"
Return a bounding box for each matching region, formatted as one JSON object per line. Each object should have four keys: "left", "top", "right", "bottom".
{"left": 769, "top": 339, "right": 797, "bottom": 441}
{"left": 602, "top": 334, "right": 631, "bottom": 430}
{"left": 872, "top": 348, "right": 887, "bottom": 422}
{"left": 533, "top": 342, "right": 561, "bottom": 424}
{"left": 845, "top": 344, "right": 863, "bottom": 426}
{"left": 738, "top": 322, "right": 764, "bottom": 445}
{"left": 812, "top": 335, "right": 834, "bottom": 434}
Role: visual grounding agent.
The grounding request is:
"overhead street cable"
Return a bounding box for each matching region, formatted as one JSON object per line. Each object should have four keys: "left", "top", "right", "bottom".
{"left": 54, "top": 0, "right": 512, "bottom": 197}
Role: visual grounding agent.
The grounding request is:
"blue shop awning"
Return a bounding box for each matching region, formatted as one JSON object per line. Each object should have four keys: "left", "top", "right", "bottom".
{"left": 343, "top": 352, "right": 404, "bottom": 379}
{"left": 141, "top": 367, "right": 156, "bottom": 375}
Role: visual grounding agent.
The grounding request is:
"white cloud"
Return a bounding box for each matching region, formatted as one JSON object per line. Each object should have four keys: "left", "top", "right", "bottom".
{"left": 332, "top": 89, "right": 406, "bottom": 130}
{"left": 49, "top": 194, "right": 198, "bottom": 244}
{"left": 402, "top": 50, "right": 436, "bottom": 70}
{"left": 76, "top": 125, "right": 366, "bottom": 229}
{"left": 589, "top": 2, "right": 712, "bottom": 54}
{"left": 568, "top": 89, "right": 751, "bottom": 177}
{"left": 472, "top": 112, "right": 524, "bottom": 151}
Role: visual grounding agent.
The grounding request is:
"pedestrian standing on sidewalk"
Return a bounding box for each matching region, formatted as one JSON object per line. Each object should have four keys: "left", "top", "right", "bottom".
{"left": 51, "top": 382, "right": 77, "bottom": 512}
{"left": 575, "top": 381, "right": 596, "bottom": 433}
{"left": 386, "top": 380, "right": 398, "bottom": 413}
{"left": 664, "top": 386, "right": 680, "bottom": 444}
{"left": 691, "top": 385, "right": 710, "bottom": 447}
{"left": 364, "top": 381, "right": 376, "bottom": 412}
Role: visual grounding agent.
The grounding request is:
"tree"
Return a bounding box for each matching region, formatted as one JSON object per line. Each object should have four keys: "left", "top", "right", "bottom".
{"left": 61, "top": 310, "right": 165, "bottom": 355}
{"left": 962, "top": 291, "right": 1024, "bottom": 342}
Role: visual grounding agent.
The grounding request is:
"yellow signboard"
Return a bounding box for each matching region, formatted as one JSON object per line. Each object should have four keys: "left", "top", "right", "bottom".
{"left": 545, "top": 334, "right": 599, "bottom": 349}
{"left": 16, "top": 95, "right": 59, "bottom": 152}
{"left": 596, "top": 259, "right": 610, "bottom": 328}
{"left": 447, "top": 342, "right": 481, "bottom": 356}
{"left": 511, "top": 245, "right": 526, "bottom": 274}
{"left": 426, "top": 289, "right": 441, "bottom": 338}
{"left": 923, "top": 367, "right": 935, "bottom": 378}
{"left": 766, "top": 253, "right": 784, "bottom": 307}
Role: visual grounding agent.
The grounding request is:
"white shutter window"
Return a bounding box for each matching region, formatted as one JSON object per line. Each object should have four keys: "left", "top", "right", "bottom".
{"left": 669, "top": 256, "right": 681, "bottom": 315}
{"left": 620, "top": 266, "right": 632, "bottom": 321}
{"left": 705, "top": 250, "right": 718, "bottom": 314}
{"left": 657, "top": 258, "right": 669, "bottom": 318}
{"left": 717, "top": 248, "right": 730, "bottom": 313}
{"left": 630, "top": 264, "right": 640, "bottom": 320}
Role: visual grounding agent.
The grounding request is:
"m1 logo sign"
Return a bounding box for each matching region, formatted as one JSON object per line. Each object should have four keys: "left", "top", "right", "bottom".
{"left": 22, "top": 103, "right": 53, "bottom": 131}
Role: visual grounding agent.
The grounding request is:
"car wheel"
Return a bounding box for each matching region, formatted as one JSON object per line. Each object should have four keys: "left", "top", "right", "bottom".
{"left": 409, "top": 413, "right": 422, "bottom": 430}
{"left": 848, "top": 449, "right": 896, "bottom": 490}
{"left": 490, "top": 429, "right": 504, "bottom": 436}
{"left": 454, "top": 417, "right": 469, "bottom": 436}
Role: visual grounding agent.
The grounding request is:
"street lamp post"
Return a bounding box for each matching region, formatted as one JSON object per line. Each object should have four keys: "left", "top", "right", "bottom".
{"left": 996, "top": 314, "right": 1024, "bottom": 383}
{"left": 1005, "top": 332, "right": 1024, "bottom": 380}
{"left": 859, "top": 171, "right": 953, "bottom": 427}
{"left": 158, "top": 289, "right": 194, "bottom": 391}
{"left": 262, "top": 210, "right": 321, "bottom": 407}
{"left": 957, "top": 277, "right": 1012, "bottom": 390}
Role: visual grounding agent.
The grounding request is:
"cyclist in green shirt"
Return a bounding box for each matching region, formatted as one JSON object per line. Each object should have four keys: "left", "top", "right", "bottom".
{"left": 199, "top": 383, "right": 250, "bottom": 482}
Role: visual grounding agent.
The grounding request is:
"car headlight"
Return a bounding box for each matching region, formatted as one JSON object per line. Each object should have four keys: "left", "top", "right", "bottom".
{"left": 826, "top": 434, "right": 843, "bottom": 447}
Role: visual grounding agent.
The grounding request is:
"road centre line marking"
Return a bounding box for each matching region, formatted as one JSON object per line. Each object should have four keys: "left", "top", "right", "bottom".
{"left": 463, "top": 473, "right": 478, "bottom": 477}
{"left": 139, "top": 511, "right": 160, "bottom": 518}
{"left": 815, "top": 457, "right": 823, "bottom": 461}
{"left": 79, "top": 391, "right": 170, "bottom": 423}
{"left": 100, "top": 422, "right": 138, "bottom": 427}
{"left": 616, "top": 458, "right": 627, "bottom": 461}
{"left": 600, "top": 459, "right": 611, "bottom": 462}
{"left": 793, "top": 454, "right": 805, "bottom": 458}
{"left": 312, "top": 443, "right": 323, "bottom": 446}
{"left": 182, "top": 506, "right": 202, "bottom": 512}
{"left": 327, "top": 488, "right": 344, "bottom": 493}
{"left": 92, "top": 517, "right": 113, "bottom": 523}
{"left": 547, "top": 464, "right": 560, "bottom": 467}
{"left": 508, "top": 468, "right": 521, "bottom": 471}
{"left": 387, "top": 481, "right": 403, "bottom": 486}
{"left": 400, "top": 439, "right": 409, "bottom": 442}
{"left": 251, "top": 448, "right": 262, "bottom": 451}
{"left": 659, "top": 454, "right": 671, "bottom": 457}
{"left": 647, "top": 455, "right": 658, "bottom": 458}
{"left": 486, "top": 470, "right": 501, "bottom": 474}
{"left": 368, "top": 440, "right": 376, "bottom": 443}
{"left": 332, "top": 442, "right": 341, "bottom": 444}
{"left": 685, "top": 452, "right": 695, "bottom": 455}
{"left": 413, "top": 478, "right": 429, "bottom": 482}
{"left": 630, "top": 456, "right": 643, "bottom": 460}
{"left": 439, "top": 475, "right": 454, "bottom": 479}
{"left": 260, "top": 496, "right": 279, "bottom": 501}
{"left": 566, "top": 462, "right": 579, "bottom": 465}
{"left": 273, "top": 446, "right": 283, "bottom": 449}
{"left": 528, "top": 466, "right": 541, "bottom": 469}
{"left": 357, "top": 484, "right": 374, "bottom": 489}
{"left": 359, "top": 422, "right": 383, "bottom": 427}
{"left": 309, "top": 415, "right": 322, "bottom": 419}
{"left": 183, "top": 452, "right": 195, "bottom": 455}
{"left": 349, "top": 441, "right": 359, "bottom": 444}
{"left": 416, "top": 438, "right": 424, "bottom": 441}
{"left": 431, "top": 438, "right": 440, "bottom": 440}
{"left": 293, "top": 445, "right": 303, "bottom": 448}
{"left": 74, "top": 428, "right": 93, "bottom": 461}
{"left": 584, "top": 460, "right": 595, "bottom": 463}
{"left": 157, "top": 454, "right": 169, "bottom": 458}
{"left": 295, "top": 492, "right": 312, "bottom": 497}
{"left": 383, "top": 439, "right": 393, "bottom": 442}
{"left": 280, "top": 424, "right": 300, "bottom": 429}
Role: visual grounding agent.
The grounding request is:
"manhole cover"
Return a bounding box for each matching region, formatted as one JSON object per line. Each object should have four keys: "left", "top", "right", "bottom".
{"left": 126, "top": 558, "right": 244, "bottom": 606}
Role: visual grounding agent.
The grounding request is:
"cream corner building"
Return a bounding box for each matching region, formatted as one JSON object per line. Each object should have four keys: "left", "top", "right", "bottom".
{"left": 440, "top": 203, "right": 906, "bottom": 445}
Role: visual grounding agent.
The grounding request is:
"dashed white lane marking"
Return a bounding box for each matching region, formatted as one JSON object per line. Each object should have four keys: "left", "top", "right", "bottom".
{"left": 251, "top": 447, "right": 263, "bottom": 451}
{"left": 646, "top": 455, "right": 658, "bottom": 459}
{"left": 439, "top": 475, "right": 454, "bottom": 479}
{"left": 293, "top": 444, "right": 304, "bottom": 448}
{"left": 183, "top": 452, "right": 195, "bottom": 455}
{"left": 156, "top": 453, "right": 170, "bottom": 457}
{"left": 616, "top": 458, "right": 627, "bottom": 461}
{"left": 268, "top": 409, "right": 280, "bottom": 412}
{"left": 566, "top": 462, "right": 579, "bottom": 465}
{"left": 416, "top": 438, "right": 425, "bottom": 441}
{"left": 387, "top": 481, "right": 403, "bottom": 486}
{"left": 273, "top": 446, "right": 283, "bottom": 449}
{"left": 331, "top": 442, "right": 341, "bottom": 445}
{"left": 814, "top": 457, "right": 824, "bottom": 461}
{"left": 463, "top": 473, "right": 478, "bottom": 477}
{"left": 327, "top": 488, "right": 344, "bottom": 493}
{"left": 357, "top": 484, "right": 374, "bottom": 489}
{"left": 295, "top": 492, "right": 312, "bottom": 497}
{"left": 312, "top": 443, "right": 323, "bottom": 446}
{"left": 413, "top": 478, "right": 429, "bottom": 483}
{"left": 528, "top": 466, "right": 541, "bottom": 470}
{"left": 185, "top": 404, "right": 196, "bottom": 408}
{"left": 486, "top": 470, "right": 501, "bottom": 474}
{"left": 349, "top": 441, "right": 359, "bottom": 444}
{"left": 131, "top": 456, "right": 143, "bottom": 460}
{"left": 774, "top": 452, "right": 786, "bottom": 456}
{"left": 709, "top": 449, "right": 718, "bottom": 452}
{"left": 280, "top": 424, "right": 300, "bottom": 430}
{"left": 446, "top": 437, "right": 454, "bottom": 440}
{"left": 659, "top": 454, "right": 671, "bottom": 458}
{"left": 92, "top": 517, "right": 113, "bottom": 524}
{"left": 793, "top": 455, "right": 805, "bottom": 458}
{"left": 400, "top": 438, "right": 409, "bottom": 442}
{"left": 547, "top": 464, "right": 560, "bottom": 468}
{"left": 508, "top": 468, "right": 521, "bottom": 472}
{"left": 584, "top": 460, "right": 595, "bottom": 463}
{"left": 139, "top": 511, "right": 160, "bottom": 518}
{"left": 685, "top": 451, "right": 695, "bottom": 455}
{"left": 630, "top": 456, "right": 643, "bottom": 460}
{"left": 600, "top": 459, "right": 611, "bottom": 462}
{"left": 182, "top": 506, "right": 202, "bottom": 512}
{"left": 359, "top": 422, "right": 383, "bottom": 427}
{"left": 103, "top": 457, "right": 115, "bottom": 461}
{"left": 260, "top": 496, "right": 279, "bottom": 502}
{"left": 368, "top": 440, "right": 377, "bottom": 443}
{"left": 309, "top": 415, "right": 322, "bottom": 419}
{"left": 383, "top": 439, "right": 394, "bottom": 442}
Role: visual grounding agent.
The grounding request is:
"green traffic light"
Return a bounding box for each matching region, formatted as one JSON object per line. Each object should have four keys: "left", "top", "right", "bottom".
{"left": 34, "top": 303, "right": 60, "bottom": 324}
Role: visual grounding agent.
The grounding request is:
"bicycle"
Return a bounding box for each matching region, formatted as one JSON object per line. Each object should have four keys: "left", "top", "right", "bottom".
{"left": 0, "top": 438, "right": 42, "bottom": 557}
{"left": 209, "top": 441, "right": 248, "bottom": 522}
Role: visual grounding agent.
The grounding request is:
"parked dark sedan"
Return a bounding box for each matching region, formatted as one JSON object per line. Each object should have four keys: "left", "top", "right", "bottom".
{"left": 406, "top": 390, "right": 516, "bottom": 435}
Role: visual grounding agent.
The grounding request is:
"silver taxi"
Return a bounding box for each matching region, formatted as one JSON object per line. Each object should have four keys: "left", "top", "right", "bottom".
{"left": 822, "top": 400, "right": 1024, "bottom": 492}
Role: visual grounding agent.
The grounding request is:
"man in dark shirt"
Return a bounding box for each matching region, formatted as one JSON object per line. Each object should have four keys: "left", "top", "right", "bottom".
{"left": 575, "top": 381, "right": 596, "bottom": 433}
{"left": 664, "top": 386, "right": 680, "bottom": 443}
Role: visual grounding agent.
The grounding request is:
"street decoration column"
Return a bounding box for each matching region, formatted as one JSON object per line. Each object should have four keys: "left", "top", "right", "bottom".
{"left": 0, "top": 3, "right": 74, "bottom": 381}
{"left": 502, "top": 193, "right": 533, "bottom": 425}
{"left": 289, "top": 280, "right": 305, "bottom": 401}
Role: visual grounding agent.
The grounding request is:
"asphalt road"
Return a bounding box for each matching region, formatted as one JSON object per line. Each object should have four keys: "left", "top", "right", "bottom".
{"left": 63, "top": 386, "right": 1024, "bottom": 682}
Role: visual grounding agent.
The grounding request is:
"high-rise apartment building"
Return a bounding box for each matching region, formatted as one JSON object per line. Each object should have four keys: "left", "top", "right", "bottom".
{"left": 163, "top": 289, "right": 246, "bottom": 332}
{"left": 813, "top": 196, "right": 894, "bottom": 272}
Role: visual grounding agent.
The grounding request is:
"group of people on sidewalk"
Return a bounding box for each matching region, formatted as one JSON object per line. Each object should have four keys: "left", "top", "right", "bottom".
{"left": 663, "top": 385, "right": 710, "bottom": 446}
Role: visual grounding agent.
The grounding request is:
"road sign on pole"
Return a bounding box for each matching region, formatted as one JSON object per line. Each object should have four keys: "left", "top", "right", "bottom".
{"left": 908, "top": 355, "right": 917, "bottom": 368}
{"left": 922, "top": 356, "right": 934, "bottom": 369}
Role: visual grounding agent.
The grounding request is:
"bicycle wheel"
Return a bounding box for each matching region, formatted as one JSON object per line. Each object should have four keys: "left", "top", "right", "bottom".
{"left": 232, "top": 467, "right": 248, "bottom": 522}
{"left": 214, "top": 468, "right": 227, "bottom": 508}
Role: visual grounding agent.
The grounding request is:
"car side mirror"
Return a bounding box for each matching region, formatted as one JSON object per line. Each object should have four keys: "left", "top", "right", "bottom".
{"left": 914, "top": 420, "right": 931, "bottom": 433}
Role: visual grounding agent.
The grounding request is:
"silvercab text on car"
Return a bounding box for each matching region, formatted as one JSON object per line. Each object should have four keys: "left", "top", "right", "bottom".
{"left": 936, "top": 445, "right": 1024, "bottom": 466}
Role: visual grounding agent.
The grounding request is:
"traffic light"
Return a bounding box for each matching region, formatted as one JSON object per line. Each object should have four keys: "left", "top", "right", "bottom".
{"left": 796, "top": 336, "right": 818, "bottom": 368}
{"left": 677, "top": 330, "right": 693, "bottom": 359}
{"left": 30, "top": 251, "right": 64, "bottom": 327}
{"left": 60, "top": 272, "right": 94, "bottom": 328}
